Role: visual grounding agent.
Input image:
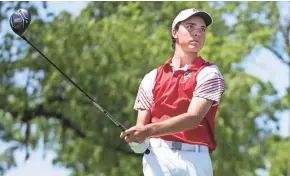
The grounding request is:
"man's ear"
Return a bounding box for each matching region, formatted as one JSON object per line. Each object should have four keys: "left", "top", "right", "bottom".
{"left": 172, "top": 29, "right": 178, "bottom": 39}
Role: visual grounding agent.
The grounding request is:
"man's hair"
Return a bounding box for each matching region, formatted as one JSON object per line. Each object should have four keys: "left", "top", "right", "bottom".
{"left": 171, "top": 22, "right": 181, "bottom": 50}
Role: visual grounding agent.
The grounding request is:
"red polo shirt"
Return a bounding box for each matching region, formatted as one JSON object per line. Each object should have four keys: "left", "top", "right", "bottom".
{"left": 134, "top": 57, "right": 225, "bottom": 152}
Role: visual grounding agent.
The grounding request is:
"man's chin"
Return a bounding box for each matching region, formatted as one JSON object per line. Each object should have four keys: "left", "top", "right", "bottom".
{"left": 187, "top": 47, "right": 200, "bottom": 53}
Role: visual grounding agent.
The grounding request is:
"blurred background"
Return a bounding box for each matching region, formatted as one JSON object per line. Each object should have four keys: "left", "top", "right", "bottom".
{"left": 0, "top": 1, "right": 289, "bottom": 176}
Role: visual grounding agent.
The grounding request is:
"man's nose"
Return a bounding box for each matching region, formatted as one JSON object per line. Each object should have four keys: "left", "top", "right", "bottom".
{"left": 193, "top": 30, "right": 202, "bottom": 37}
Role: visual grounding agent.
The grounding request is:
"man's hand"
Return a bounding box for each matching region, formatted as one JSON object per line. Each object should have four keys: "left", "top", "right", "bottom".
{"left": 120, "top": 125, "right": 151, "bottom": 143}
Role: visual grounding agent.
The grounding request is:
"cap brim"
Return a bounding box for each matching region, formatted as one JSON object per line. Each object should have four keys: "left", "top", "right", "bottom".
{"left": 192, "top": 12, "right": 212, "bottom": 27}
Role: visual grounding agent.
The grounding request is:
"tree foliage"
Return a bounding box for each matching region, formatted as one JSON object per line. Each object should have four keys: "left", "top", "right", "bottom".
{"left": 0, "top": 1, "right": 288, "bottom": 176}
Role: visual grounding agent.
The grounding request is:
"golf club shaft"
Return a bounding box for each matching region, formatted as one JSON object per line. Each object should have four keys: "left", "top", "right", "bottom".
{"left": 21, "top": 36, "right": 126, "bottom": 131}
{"left": 21, "top": 35, "right": 150, "bottom": 155}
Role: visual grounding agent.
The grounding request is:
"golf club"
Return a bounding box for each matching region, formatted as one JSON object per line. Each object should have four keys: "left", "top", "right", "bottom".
{"left": 10, "top": 8, "right": 150, "bottom": 155}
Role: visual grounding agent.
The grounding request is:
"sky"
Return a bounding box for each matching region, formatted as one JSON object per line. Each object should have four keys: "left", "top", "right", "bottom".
{"left": 2, "top": 1, "right": 290, "bottom": 176}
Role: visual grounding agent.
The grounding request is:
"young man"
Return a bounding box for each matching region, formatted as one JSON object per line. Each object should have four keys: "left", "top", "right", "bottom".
{"left": 121, "top": 8, "right": 225, "bottom": 176}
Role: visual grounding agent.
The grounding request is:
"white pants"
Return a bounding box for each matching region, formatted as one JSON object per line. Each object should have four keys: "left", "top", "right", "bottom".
{"left": 142, "top": 138, "right": 213, "bottom": 176}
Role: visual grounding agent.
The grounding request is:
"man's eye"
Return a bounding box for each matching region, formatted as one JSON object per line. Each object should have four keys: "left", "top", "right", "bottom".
{"left": 187, "top": 25, "right": 193, "bottom": 29}
{"left": 201, "top": 28, "right": 206, "bottom": 32}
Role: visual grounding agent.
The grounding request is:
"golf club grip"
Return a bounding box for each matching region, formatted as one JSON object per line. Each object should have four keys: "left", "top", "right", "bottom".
{"left": 118, "top": 124, "right": 127, "bottom": 131}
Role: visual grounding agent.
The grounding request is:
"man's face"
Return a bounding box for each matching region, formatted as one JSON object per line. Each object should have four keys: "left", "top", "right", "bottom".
{"left": 172, "top": 16, "right": 207, "bottom": 53}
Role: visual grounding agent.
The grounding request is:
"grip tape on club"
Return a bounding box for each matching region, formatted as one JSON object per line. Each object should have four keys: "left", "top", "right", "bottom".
{"left": 118, "top": 124, "right": 127, "bottom": 131}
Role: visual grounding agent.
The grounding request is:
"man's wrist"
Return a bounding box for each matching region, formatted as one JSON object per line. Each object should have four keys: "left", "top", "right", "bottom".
{"left": 145, "top": 123, "right": 157, "bottom": 137}
{"left": 136, "top": 124, "right": 145, "bottom": 127}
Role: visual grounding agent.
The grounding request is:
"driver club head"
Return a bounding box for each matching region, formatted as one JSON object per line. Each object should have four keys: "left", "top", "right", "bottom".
{"left": 10, "top": 8, "right": 31, "bottom": 36}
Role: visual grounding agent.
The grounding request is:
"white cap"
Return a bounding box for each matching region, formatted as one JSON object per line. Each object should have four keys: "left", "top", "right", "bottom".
{"left": 172, "top": 8, "right": 213, "bottom": 30}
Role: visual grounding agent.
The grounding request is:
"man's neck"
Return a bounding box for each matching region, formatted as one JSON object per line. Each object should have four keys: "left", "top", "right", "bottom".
{"left": 172, "top": 47, "right": 198, "bottom": 68}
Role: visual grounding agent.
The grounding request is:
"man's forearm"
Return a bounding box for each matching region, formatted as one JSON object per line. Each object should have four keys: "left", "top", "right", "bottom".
{"left": 146, "top": 112, "right": 203, "bottom": 137}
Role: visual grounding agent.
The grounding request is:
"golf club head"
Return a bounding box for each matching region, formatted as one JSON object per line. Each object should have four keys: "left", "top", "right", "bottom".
{"left": 10, "top": 8, "right": 31, "bottom": 36}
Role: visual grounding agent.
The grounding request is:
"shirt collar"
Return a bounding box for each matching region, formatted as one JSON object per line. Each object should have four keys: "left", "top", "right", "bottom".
{"left": 164, "top": 56, "right": 206, "bottom": 71}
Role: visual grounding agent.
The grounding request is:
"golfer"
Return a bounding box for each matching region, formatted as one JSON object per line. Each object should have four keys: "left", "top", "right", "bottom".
{"left": 121, "top": 8, "right": 225, "bottom": 176}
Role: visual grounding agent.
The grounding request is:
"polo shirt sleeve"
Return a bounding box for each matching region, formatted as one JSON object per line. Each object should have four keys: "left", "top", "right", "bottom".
{"left": 133, "top": 69, "right": 157, "bottom": 111}
{"left": 193, "top": 65, "right": 225, "bottom": 106}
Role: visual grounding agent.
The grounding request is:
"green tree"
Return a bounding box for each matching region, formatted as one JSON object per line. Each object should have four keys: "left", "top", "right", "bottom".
{"left": 264, "top": 135, "right": 290, "bottom": 176}
{"left": 262, "top": 2, "right": 290, "bottom": 175}
{"left": 0, "top": 1, "right": 286, "bottom": 176}
{"left": 0, "top": 1, "right": 48, "bottom": 174}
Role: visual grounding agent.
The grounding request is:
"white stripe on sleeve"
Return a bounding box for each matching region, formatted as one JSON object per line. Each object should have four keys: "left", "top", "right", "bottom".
{"left": 193, "top": 65, "right": 225, "bottom": 106}
{"left": 133, "top": 69, "right": 157, "bottom": 111}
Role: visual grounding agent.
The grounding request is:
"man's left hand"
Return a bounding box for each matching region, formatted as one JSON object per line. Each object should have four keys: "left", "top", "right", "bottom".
{"left": 120, "top": 125, "right": 151, "bottom": 143}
